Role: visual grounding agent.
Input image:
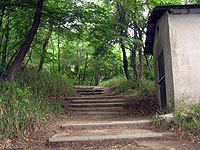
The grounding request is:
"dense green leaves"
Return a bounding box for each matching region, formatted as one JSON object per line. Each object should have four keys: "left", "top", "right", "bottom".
{"left": 0, "top": 0, "right": 194, "bottom": 84}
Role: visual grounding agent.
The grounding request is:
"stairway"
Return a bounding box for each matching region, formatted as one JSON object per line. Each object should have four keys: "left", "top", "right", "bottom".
{"left": 47, "top": 86, "right": 172, "bottom": 149}
{"left": 74, "top": 86, "right": 107, "bottom": 96}
{"left": 68, "top": 86, "right": 128, "bottom": 115}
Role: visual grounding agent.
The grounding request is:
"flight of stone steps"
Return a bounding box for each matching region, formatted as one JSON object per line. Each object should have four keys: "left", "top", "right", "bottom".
{"left": 74, "top": 86, "right": 107, "bottom": 96}
{"left": 47, "top": 86, "right": 173, "bottom": 149}
{"left": 68, "top": 86, "right": 129, "bottom": 115}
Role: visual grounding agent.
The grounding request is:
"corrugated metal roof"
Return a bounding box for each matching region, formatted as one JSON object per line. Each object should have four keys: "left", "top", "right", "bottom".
{"left": 144, "top": 5, "right": 200, "bottom": 55}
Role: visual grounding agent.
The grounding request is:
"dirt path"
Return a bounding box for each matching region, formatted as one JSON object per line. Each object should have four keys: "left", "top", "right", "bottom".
{"left": 6, "top": 114, "right": 199, "bottom": 150}
{"left": 4, "top": 86, "right": 200, "bottom": 150}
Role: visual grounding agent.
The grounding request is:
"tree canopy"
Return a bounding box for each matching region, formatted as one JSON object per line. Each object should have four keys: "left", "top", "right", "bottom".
{"left": 0, "top": 0, "right": 199, "bottom": 84}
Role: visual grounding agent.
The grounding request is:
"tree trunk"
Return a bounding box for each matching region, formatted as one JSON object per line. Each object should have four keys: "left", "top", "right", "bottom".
{"left": 117, "top": 2, "right": 131, "bottom": 80}
{"left": 0, "top": 23, "right": 6, "bottom": 53}
{"left": 21, "top": 49, "right": 32, "bottom": 71}
{"left": 52, "top": 40, "right": 55, "bottom": 72}
{"left": 2, "top": 15, "right": 9, "bottom": 66}
{"left": 0, "top": 6, "right": 5, "bottom": 29}
{"left": 144, "top": 53, "right": 151, "bottom": 71}
{"left": 138, "top": 30, "right": 144, "bottom": 80}
{"left": 0, "top": 6, "right": 5, "bottom": 50}
{"left": 58, "top": 35, "right": 61, "bottom": 73}
{"left": 74, "top": 50, "right": 82, "bottom": 85}
{"left": 104, "top": 66, "right": 108, "bottom": 80}
{"left": 139, "top": 47, "right": 143, "bottom": 80}
{"left": 121, "top": 42, "right": 131, "bottom": 80}
{"left": 6, "top": 0, "right": 43, "bottom": 81}
{"left": 94, "top": 64, "right": 100, "bottom": 86}
{"left": 38, "top": 31, "right": 51, "bottom": 71}
{"left": 50, "top": 38, "right": 55, "bottom": 72}
{"left": 130, "top": 49, "right": 138, "bottom": 80}
{"left": 90, "top": 76, "right": 93, "bottom": 86}
{"left": 0, "top": 13, "right": 8, "bottom": 80}
{"left": 130, "top": 30, "right": 138, "bottom": 80}
{"left": 95, "top": 73, "right": 99, "bottom": 86}
{"left": 82, "top": 53, "right": 88, "bottom": 85}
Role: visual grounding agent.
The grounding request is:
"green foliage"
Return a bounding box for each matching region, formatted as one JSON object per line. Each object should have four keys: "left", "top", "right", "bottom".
{"left": 152, "top": 111, "right": 163, "bottom": 126}
{"left": 143, "top": 69, "right": 155, "bottom": 81}
{"left": 152, "top": 111, "right": 173, "bottom": 129}
{"left": 99, "top": 75, "right": 127, "bottom": 87}
{"left": 100, "top": 75, "right": 155, "bottom": 96}
{"left": 1, "top": 0, "right": 196, "bottom": 143}
{"left": 0, "top": 81, "right": 63, "bottom": 139}
{"left": 153, "top": 104, "right": 200, "bottom": 135}
{"left": 0, "top": 0, "right": 187, "bottom": 86}
{"left": 0, "top": 68, "right": 76, "bottom": 140}
{"left": 173, "top": 104, "right": 200, "bottom": 135}
{"left": 15, "top": 67, "right": 76, "bottom": 97}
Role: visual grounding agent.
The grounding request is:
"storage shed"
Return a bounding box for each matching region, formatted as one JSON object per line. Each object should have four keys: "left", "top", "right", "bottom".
{"left": 144, "top": 5, "right": 200, "bottom": 112}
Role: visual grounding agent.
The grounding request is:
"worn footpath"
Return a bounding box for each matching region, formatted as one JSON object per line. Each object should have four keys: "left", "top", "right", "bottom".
{"left": 6, "top": 86, "right": 200, "bottom": 150}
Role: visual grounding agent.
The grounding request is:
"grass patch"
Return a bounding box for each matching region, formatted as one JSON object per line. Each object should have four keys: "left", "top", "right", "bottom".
{"left": 99, "top": 76, "right": 128, "bottom": 87}
{"left": 99, "top": 75, "right": 155, "bottom": 96}
{"left": 15, "top": 67, "right": 76, "bottom": 97}
{"left": 153, "top": 104, "right": 200, "bottom": 136}
{"left": 0, "top": 67, "right": 76, "bottom": 140}
{"left": 173, "top": 104, "right": 200, "bottom": 135}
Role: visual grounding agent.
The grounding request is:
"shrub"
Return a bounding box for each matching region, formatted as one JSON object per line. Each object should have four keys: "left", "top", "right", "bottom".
{"left": 0, "top": 81, "right": 63, "bottom": 139}
{"left": 0, "top": 67, "right": 76, "bottom": 140}
{"left": 99, "top": 75, "right": 155, "bottom": 96}
{"left": 173, "top": 104, "right": 200, "bottom": 135}
{"left": 153, "top": 104, "right": 200, "bottom": 136}
{"left": 15, "top": 67, "right": 76, "bottom": 97}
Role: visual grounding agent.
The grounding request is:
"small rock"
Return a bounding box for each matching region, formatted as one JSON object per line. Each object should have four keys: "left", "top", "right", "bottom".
{"left": 160, "top": 113, "right": 174, "bottom": 122}
{"left": 167, "top": 148, "right": 176, "bottom": 150}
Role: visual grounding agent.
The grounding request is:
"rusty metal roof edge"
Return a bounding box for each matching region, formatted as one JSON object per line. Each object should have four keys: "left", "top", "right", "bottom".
{"left": 144, "top": 4, "right": 200, "bottom": 55}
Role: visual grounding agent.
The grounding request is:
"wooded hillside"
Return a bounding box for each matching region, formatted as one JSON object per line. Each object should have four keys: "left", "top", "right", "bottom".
{"left": 1, "top": 0, "right": 198, "bottom": 84}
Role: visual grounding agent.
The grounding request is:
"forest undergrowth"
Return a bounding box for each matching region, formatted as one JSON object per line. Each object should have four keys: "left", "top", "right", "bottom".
{"left": 100, "top": 75, "right": 159, "bottom": 116}
{"left": 100, "top": 76, "right": 200, "bottom": 137}
{"left": 99, "top": 75, "right": 155, "bottom": 96}
{"left": 0, "top": 67, "right": 76, "bottom": 141}
{"left": 153, "top": 103, "right": 200, "bottom": 138}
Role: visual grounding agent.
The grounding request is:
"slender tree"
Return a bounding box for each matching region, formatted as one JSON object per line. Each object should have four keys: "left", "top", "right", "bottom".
{"left": 117, "top": 2, "right": 131, "bottom": 80}
{"left": 82, "top": 53, "right": 88, "bottom": 85}
{"left": 58, "top": 35, "right": 61, "bottom": 73}
{"left": 38, "top": 30, "right": 51, "bottom": 71}
{"left": 6, "top": 0, "right": 43, "bottom": 81}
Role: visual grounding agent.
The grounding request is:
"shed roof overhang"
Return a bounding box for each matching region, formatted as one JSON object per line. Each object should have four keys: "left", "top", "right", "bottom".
{"left": 144, "top": 5, "right": 200, "bottom": 55}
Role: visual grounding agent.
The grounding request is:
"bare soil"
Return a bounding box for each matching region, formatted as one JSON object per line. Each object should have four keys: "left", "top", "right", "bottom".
{"left": 1, "top": 88, "right": 199, "bottom": 150}
{"left": 2, "top": 113, "right": 199, "bottom": 150}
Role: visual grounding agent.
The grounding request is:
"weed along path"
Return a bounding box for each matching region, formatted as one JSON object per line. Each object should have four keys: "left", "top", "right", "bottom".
{"left": 9, "top": 86, "right": 199, "bottom": 150}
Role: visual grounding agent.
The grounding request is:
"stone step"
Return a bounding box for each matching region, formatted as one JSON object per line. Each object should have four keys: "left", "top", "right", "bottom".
{"left": 70, "top": 102, "right": 125, "bottom": 108}
{"left": 77, "top": 92, "right": 104, "bottom": 95}
{"left": 48, "top": 129, "right": 163, "bottom": 147}
{"left": 70, "top": 111, "right": 129, "bottom": 115}
{"left": 70, "top": 107, "right": 125, "bottom": 111}
{"left": 67, "top": 96, "right": 124, "bottom": 100}
{"left": 71, "top": 99, "right": 125, "bottom": 103}
{"left": 74, "top": 86, "right": 106, "bottom": 89}
{"left": 76, "top": 89, "right": 105, "bottom": 92}
{"left": 61, "top": 120, "right": 151, "bottom": 129}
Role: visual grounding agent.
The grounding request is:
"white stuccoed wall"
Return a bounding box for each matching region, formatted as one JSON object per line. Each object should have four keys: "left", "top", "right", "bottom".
{"left": 153, "top": 13, "right": 174, "bottom": 112}
{"left": 168, "top": 14, "right": 200, "bottom": 106}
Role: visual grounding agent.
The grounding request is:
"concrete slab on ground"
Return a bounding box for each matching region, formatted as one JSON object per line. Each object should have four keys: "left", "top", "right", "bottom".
{"left": 48, "top": 129, "right": 163, "bottom": 143}
{"left": 70, "top": 102, "right": 125, "bottom": 106}
{"left": 70, "top": 111, "right": 129, "bottom": 115}
{"left": 62, "top": 120, "right": 151, "bottom": 129}
{"left": 71, "top": 99, "right": 125, "bottom": 103}
{"left": 67, "top": 96, "right": 124, "bottom": 100}
{"left": 69, "top": 106, "right": 125, "bottom": 111}
{"left": 67, "top": 114, "right": 152, "bottom": 123}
